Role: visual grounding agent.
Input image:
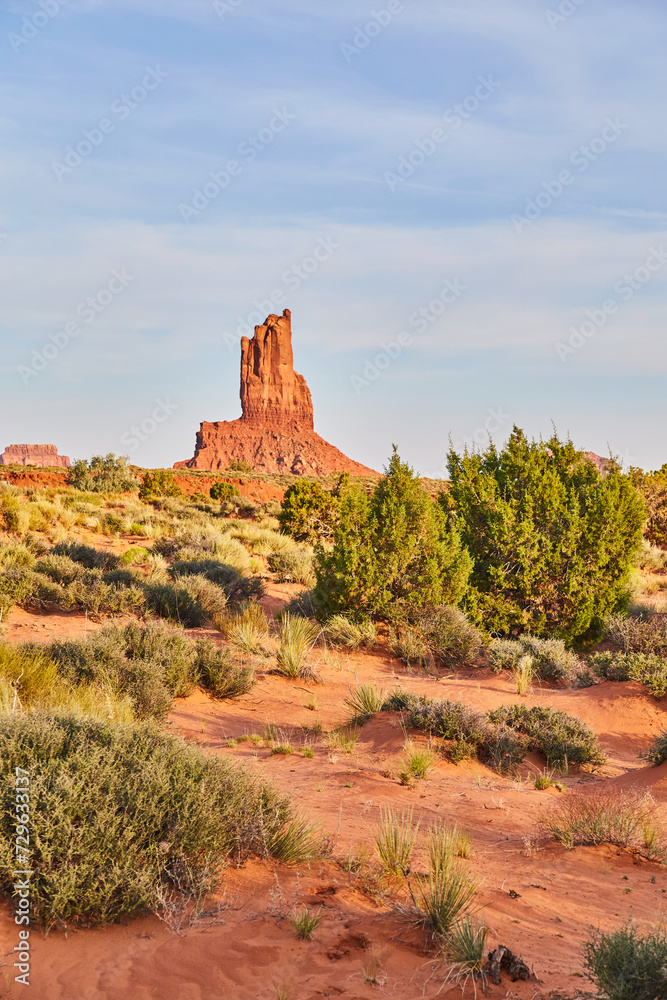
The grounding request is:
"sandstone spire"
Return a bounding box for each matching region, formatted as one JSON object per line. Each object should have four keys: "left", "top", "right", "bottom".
{"left": 175, "top": 308, "right": 375, "bottom": 476}
{"left": 240, "top": 310, "right": 313, "bottom": 428}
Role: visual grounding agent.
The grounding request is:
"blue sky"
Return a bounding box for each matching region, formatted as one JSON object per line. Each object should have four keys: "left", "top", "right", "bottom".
{"left": 1, "top": 0, "right": 666, "bottom": 474}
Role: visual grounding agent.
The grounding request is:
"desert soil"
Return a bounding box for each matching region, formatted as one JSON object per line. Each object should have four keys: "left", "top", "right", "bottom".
{"left": 1, "top": 583, "right": 666, "bottom": 999}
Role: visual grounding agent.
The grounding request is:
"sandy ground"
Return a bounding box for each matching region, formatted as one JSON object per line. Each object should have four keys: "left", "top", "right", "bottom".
{"left": 1, "top": 585, "right": 666, "bottom": 999}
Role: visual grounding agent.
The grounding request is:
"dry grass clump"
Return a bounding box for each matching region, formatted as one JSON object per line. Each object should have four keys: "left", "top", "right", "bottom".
{"left": 275, "top": 613, "right": 320, "bottom": 680}
{"left": 374, "top": 807, "right": 419, "bottom": 876}
{"left": 604, "top": 612, "right": 667, "bottom": 657}
{"left": 344, "top": 681, "right": 385, "bottom": 721}
{"left": 542, "top": 789, "right": 665, "bottom": 860}
{"left": 217, "top": 601, "right": 272, "bottom": 656}
{"left": 290, "top": 907, "right": 321, "bottom": 940}
{"left": 399, "top": 740, "right": 434, "bottom": 784}
{"left": 323, "top": 615, "right": 377, "bottom": 649}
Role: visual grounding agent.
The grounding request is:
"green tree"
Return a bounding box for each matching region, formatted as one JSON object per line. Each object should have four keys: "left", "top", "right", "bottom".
{"left": 630, "top": 464, "right": 667, "bottom": 547}
{"left": 314, "top": 448, "right": 471, "bottom": 619}
{"left": 139, "top": 470, "right": 183, "bottom": 500}
{"left": 443, "top": 427, "right": 645, "bottom": 644}
{"left": 67, "top": 454, "right": 138, "bottom": 494}
{"left": 210, "top": 481, "right": 240, "bottom": 502}
{"left": 278, "top": 479, "right": 340, "bottom": 543}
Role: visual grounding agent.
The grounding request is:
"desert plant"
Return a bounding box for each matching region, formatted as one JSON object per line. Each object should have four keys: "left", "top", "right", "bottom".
{"left": 344, "top": 682, "right": 385, "bottom": 721}
{"left": 416, "top": 863, "right": 477, "bottom": 938}
{"left": 640, "top": 730, "right": 667, "bottom": 765}
{"left": 543, "top": 789, "right": 664, "bottom": 858}
{"left": 447, "top": 916, "right": 488, "bottom": 976}
{"left": 374, "top": 807, "right": 419, "bottom": 876}
{"left": 67, "top": 454, "right": 138, "bottom": 493}
{"left": 266, "top": 817, "right": 325, "bottom": 864}
{"left": 268, "top": 544, "right": 315, "bottom": 586}
{"left": 603, "top": 613, "right": 667, "bottom": 657}
{"left": 314, "top": 449, "right": 472, "bottom": 621}
{"left": 488, "top": 635, "right": 582, "bottom": 683}
{"left": 590, "top": 650, "right": 667, "bottom": 699}
{"left": 514, "top": 654, "right": 534, "bottom": 695}
{"left": 323, "top": 614, "right": 377, "bottom": 649}
{"left": 488, "top": 704, "right": 606, "bottom": 770}
{"left": 583, "top": 923, "right": 667, "bottom": 1000}
{"left": 139, "top": 470, "right": 183, "bottom": 500}
{"left": 0, "top": 713, "right": 310, "bottom": 929}
{"left": 290, "top": 907, "right": 321, "bottom": 940}
{"left": 444, "top": 428, "right": 645, "bottom": 643}
{"left": 279, "top": 479, "right": 340, "bottom": 543}
{"left": 210, "top": 481, "right": 240, "bottom": 503}
{"left": 389, "top": 624, "right": 433, "bottom": 669}
{"left": 196, "top": 643, "right": 255, "bottom": 699}
{"left": 275, "top": 614, "right": 319, "bottom": 679}
{"left": 413, "top": 605, "right": 484, "bottom": 667}
{"left": 399, "top": 741, "right": 434, "bottom": 783}
{"left": 326, "top": 725, "right": 360, "bottom": 753}
{"left": 636, "top": 540, "right": 667, "bottom": 572}
{"left": 630, "top": 464, "right": 667, "bottom": 548}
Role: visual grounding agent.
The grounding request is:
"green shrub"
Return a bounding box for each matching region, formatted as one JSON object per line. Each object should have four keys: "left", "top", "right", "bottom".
{"left": 0, "top": 570, "right": 35, "bottom": 620}
{"left": 210, "top": 481, "right": 240, "bottom": 503}
{"left": 636, "top": 540, "right": 667, "bottom": 572}
{"left": 121, "top": 546, "right": 150, "bottom": 565}
{"left": 51, "top": 541, "right": 117, "bottom": 570}
{"left": 278, "top": 479, "right": 340, "bottom": 543}
{"left": 268, "top": 545, "right": 315, "bottom": 586}
{"left": 139, "top": 470, "right": 183, "bottom": 500}
{"left": 488, "top": 704, "right": 606, "bottom": 770}
{"left": 0, "top": 543, "right": 35, "bottom": 570}
{"left": 640, "top": 730, "right": 667, "bottom": 765}
{"left": 196, "top": 643, "right": 255, "bottom": 699}
{"left": 0, "top": 713, "right": 306, "bottom": 929}
{"left": 584, "top": 923, "right": 667, "bottom": 1000}
{"left": 225, "top": 460, "right": 253, "bottom": 474}
{"left": 488, "top": 635, "right": 581, "bottom": 683}
{"left": 389, "top": 624, "right": 433, "bottom": 669}
{"left": 344, "top": 683, "right": 385, "bottom": 721}
{"left": 67, "top": 454, "right": 138, "bottom": 493}
{"left": 444, "top": 428, "right": 645, "bottom": 643}
{"left": 170, "top": 559, "right": 263, "bottom": 605}
{"left": 413, "top": 605, "right": 484, "bottom": 668}
{"left": 590, "top": 651, "right": 667, "bottom": 699}
{"left": 314, "top": 449, "right": 471, "bottom": 621}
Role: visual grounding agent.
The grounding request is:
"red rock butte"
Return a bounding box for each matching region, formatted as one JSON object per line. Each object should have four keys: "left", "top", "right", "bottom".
{"left": 175, "top": 309, "right": 375, "bottom": 476}
{"left": 0, "top": 444, "right": 70, "bottom": 468}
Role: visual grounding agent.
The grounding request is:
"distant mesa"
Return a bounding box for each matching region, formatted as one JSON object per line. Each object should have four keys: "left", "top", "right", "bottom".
{"left": 0, "top": 444, "right": 70, "bottom": 468}
{"left": 175, "top": 309, "right": 376, "bottom": 476}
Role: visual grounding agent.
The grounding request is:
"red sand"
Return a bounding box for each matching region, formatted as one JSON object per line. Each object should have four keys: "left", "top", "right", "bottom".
{"left": 1, "top": 586, "right": 666, "bottom": 998}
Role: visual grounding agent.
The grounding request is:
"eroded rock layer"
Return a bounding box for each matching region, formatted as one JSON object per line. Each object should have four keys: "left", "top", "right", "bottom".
{"left": 0, "top": 444, "right": 70, "bottom": 468}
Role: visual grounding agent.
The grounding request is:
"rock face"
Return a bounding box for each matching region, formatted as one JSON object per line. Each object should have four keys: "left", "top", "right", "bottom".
{"left": 0, "top": 444, "right": 70, "bottom": 468}
{"left": 176, "top": 309, "right": 375, "bottom": 476}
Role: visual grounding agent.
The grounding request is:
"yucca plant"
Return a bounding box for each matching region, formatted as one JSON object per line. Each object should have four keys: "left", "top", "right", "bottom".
{"left": 417, "top": 862, "right": 477, "bottom": 937}
{"left": 275, "top": 614, "right": 319, "bottom": 679}
{"left": 344, "top": 682, "right": 385, "bottom": 722}
{"left": 374, "top": 807, "right": 419, "bottom": 876}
